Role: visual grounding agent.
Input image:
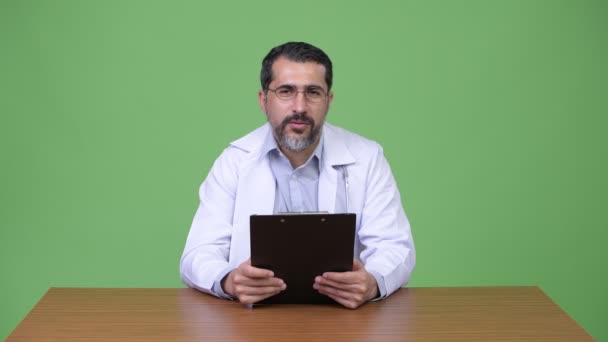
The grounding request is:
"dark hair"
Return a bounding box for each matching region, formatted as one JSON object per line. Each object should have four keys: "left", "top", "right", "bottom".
{"left": 260, "top": 42, "right": 333, "bottom": 92}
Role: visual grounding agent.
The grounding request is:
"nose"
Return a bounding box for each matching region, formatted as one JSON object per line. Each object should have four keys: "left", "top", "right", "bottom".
{"left": 291, "top": 91, "right": 307, "bottom": 113}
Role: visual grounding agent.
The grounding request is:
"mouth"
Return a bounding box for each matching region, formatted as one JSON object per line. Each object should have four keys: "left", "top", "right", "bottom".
{"left": 284, "top": 113, "right": 314, "bottom": 133}
{"left": 288, "top": 120, "right": 310, "bottom": 130}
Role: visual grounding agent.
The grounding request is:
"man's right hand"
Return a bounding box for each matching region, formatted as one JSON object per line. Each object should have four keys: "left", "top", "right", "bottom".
{"left": 222, "top": 259, "right": 286, "bottom": 304}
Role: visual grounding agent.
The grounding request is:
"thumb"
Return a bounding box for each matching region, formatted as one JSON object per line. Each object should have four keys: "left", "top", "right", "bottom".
{"left": 353, "top": 259, "right": 365, "bottom": 271}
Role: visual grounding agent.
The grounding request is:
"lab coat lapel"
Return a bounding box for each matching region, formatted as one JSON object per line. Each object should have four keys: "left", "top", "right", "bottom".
{"left": 231, "top": 124, "right": 276, "bottom": 220}
{"left": 238, "top": 156, "right": 275, "bottom": 217}
{"left": 319, "top": 161, "right": 338, "bottom": 213}
{"left": 318, "top": 124, "right": 355, "bottom": 213}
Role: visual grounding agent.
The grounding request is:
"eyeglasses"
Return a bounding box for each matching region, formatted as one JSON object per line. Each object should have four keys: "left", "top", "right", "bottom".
{"left": 267, "top": 85, "right": 329, "bottom": 103}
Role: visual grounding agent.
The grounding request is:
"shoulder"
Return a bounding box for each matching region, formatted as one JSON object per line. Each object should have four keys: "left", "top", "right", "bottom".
{"left": 229, "top": 123, "right": 270, "bottom": 153}
{"left": 324, "top": 123, "right": 384, "bottom": 163}
{"left": 213, "top": 123, "right": 269, "bottom": 162}
{"left": 327, "top": 122, "right": 381, "bottom": 147}
{"left": 207, "top": 123, "right": 269, "bottom": 174}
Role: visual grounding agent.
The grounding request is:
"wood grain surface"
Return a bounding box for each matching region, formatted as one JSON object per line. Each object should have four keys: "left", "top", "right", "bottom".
{"left": 6, "top": 287, "right": 593, "bottom": 341}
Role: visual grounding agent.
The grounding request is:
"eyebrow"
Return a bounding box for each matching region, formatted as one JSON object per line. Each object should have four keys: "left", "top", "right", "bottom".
{"left": 277, "top": 84, "right": 325, "bottom": 90}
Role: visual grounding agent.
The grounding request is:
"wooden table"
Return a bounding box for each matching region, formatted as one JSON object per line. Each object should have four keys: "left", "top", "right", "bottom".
{"left": 6, "top": 287, "right": 593, "bottom": 341}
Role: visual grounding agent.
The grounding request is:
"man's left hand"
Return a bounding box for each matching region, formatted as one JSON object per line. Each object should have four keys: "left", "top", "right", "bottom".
{"left": 313, "top": 259, "right": 378, "bottom": 309}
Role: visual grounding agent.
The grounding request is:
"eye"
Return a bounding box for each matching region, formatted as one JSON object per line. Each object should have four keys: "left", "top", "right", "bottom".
{"left": 306, "top": 87, "right": 324, "bottom": 98}
{"left": 276, "top": 86, "right": 295, "bottom": 97}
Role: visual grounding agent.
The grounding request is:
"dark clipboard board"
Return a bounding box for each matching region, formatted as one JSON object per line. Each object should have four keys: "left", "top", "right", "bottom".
{"left": 250, "top": 213, "right": 356, "bottom": 304}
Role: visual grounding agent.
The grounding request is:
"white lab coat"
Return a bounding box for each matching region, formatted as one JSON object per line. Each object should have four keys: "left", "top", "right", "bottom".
{"left": 180, "top": 123, "right": 415, "bottom": 298}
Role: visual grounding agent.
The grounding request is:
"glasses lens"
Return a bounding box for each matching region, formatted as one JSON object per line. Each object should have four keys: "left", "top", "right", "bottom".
{"left": 275, "top": 86, "right": 296, "bottom": 99}
{"left": 305, "top": 87, "right": 325, "bottom": 102}
{"left": 270, "top": 86, "right": 326, "bottom": 102}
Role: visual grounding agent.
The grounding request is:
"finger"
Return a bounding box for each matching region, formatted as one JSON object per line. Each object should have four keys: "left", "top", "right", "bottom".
{"left": 239, "top": 259, "right": 275, "bottom": 278}
{"left": 314, "top": 281, "right": 362, "bottom": 299}
{"left": 239, "top": 288, "right": 284, "bottom": 305}
{"left": 316, "top": 286, "right": 361, "bottom": 309}
{"left": 315, "top": 276, "right": 364, "bottom": 292}
{"left": 237, "top": 283, "right": 286, "bottom": 296}
{"left": 319, "top": 269, "right": 366, "bottom": 285}
{"left": 235, "top": 278, "right": 286, "bottom": 304}
{"left": 319, "top": 271, "right": 355, "bottom": 284}
{"left": 240, "top": 265, "right": 275, "bottom": 278}
{"left": 322, "top": 259, "right": 369, "bottom": 284}
{"left": 233, "top": 270, "right": 283, "bottom": 285}
{"left": 233, "top": 273, "right": 284, "bottom": 288}
{"left": 246, "top": 277, "right": 285, "bottom": 288}
{"left": 314, "top": 283, "right": 347, "bottom": 300}
{"left": 326, "top": 293, "right": 357, "bottom": 309}
{"left": 352, "top": 259, "right": 365, "bottom": 270}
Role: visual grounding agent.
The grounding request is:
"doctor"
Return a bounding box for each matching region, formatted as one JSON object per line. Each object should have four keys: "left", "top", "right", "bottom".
{"left": 180, "top": 42, "right": 415, "bottom": 309}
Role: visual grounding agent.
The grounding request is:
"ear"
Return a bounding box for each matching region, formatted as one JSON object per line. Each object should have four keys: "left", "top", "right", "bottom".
{"left": 327, "top": 91, "right": 334, "bottom": 108}
{"left": 258, "top": 90, "right": 267, "bottom": 114}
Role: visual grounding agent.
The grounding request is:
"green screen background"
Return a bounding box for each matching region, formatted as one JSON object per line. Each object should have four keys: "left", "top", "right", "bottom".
{"left": 1, "top": 0, "right": 606, "bottom": 340}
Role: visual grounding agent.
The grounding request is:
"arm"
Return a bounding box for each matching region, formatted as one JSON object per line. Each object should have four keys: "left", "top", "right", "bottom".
{"left": 357, "top": 144, "right": 416, "bottom": 297}
{"left": 314, "top": 144, "right": 415, "bottom": 307}
{"left": 180, "top": 148, "right": 286, "bottom": 301}
{"left": 179, "top": 148, "right": 239, "bottom": 297}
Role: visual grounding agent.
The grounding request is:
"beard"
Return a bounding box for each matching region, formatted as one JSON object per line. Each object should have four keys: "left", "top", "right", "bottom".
{"left": 273, "top": 113, "right": 322, "bottom": 152}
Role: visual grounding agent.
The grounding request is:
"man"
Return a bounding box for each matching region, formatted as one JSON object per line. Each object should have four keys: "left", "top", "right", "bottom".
{"left": 180, "top": 42, "right": 415, "bottom": 309}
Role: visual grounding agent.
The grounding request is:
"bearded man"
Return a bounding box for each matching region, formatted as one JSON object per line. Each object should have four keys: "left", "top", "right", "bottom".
{"left": 180, "top": 42, "right": 416, "bottom": 309}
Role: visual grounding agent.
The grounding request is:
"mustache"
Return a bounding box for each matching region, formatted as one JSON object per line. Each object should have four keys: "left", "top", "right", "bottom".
{"left": 281, "top": 113, "right": 315, "bottom": 126}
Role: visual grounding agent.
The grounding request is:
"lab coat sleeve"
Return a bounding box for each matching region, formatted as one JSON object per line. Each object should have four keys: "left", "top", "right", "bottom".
{"left": 180, "top": 147, "right": 240, "bottom": 297}
{"left": 358, "top": 145, "right": 416, "bottom": 298}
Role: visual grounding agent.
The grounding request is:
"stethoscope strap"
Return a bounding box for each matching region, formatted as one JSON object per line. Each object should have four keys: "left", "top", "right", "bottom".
{"left": 343, "top": 165, "right": 350, "bottom": 213}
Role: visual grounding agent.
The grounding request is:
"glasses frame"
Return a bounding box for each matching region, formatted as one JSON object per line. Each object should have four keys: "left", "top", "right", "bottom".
{"left": 266, "top": 85, "right": 329, "bottom": 103}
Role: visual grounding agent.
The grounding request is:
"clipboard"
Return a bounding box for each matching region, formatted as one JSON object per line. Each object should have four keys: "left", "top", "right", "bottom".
{"left": 250, "top": 213, "right": 356, "bottom": 304}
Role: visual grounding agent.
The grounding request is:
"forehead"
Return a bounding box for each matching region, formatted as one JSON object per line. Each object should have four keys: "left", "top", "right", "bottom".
{"left": 270, "top": 57, "right": 327, "bottom": 87}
